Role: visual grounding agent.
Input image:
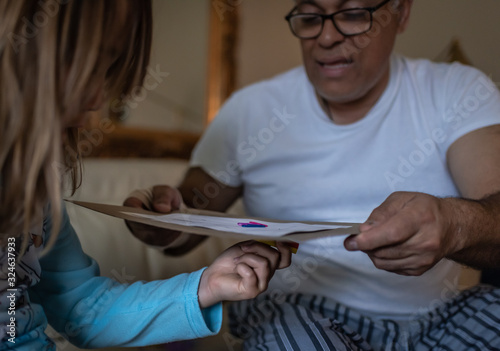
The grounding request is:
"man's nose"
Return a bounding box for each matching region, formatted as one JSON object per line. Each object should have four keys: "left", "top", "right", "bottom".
{"left": 317, "top": 18, "right": 344, "bottom": 47}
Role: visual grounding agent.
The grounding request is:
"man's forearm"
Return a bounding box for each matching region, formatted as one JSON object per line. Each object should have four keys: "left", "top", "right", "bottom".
{"left": 446, "top": 192, "right": 500, "bottom": 269}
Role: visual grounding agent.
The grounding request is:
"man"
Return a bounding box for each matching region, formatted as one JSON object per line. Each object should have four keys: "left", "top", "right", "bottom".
{"left": 126, "top": 0, "right": 500, "bottom": 349}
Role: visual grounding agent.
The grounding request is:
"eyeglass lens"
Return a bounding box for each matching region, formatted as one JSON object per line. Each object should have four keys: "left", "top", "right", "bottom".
{"left": 290, "top": 9, "right": 372, "bottom": 38}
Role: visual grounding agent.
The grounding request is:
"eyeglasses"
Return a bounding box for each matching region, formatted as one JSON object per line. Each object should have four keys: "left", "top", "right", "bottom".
{"left": 285, "top": 0, "right": 392, "bottom": 39}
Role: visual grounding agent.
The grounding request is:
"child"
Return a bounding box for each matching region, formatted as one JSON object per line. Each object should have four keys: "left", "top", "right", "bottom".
{"left": 0, "top": 1, "right": 291, "bottom": 349}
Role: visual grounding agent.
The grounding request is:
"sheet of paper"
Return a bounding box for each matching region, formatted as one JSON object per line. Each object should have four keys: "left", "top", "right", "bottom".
{"left": 122, "top": 212, "right": 351, "bottom": 238}
{"left": 66, "top": 200, "right": 361, "bottom": 241}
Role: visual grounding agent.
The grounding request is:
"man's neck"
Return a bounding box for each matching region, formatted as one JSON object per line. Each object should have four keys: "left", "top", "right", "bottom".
{"left": 318, "top": 68, "right": 391, "bottom": 125}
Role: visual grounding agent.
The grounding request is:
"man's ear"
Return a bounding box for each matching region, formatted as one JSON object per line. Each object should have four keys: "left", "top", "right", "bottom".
{"left": 396, "top": 0, "right": 413, "bottom": 34}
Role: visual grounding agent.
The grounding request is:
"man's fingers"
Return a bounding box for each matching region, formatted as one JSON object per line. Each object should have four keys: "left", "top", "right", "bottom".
{"left": 152, "top": 185, "right": 182, "bottom": 213}
{"left": 360, "top": 192, "right": 416, "bottom": 231}
{"left": 123, "top": 197, "right": 148, "bottom": 209}
{"left": 125, "top": 188, "right": 154, "bottom": 210}
{"left": 348, "top": 210, "right": 420, "bottom": 252}
{"left": 360, "top": 200, "right": 395, "bottom": 230}
{"left": 368, "top": 254, "right": 433, "bottom": 276}
{"left": 124, "top": 185, "right": 183, "bottom": 214}
{"left": 367, "top": 245, "right": 414, "bottom": 260}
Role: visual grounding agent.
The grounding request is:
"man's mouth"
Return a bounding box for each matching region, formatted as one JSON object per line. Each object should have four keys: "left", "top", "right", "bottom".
{"left": 319, "top": 57, "right": 353, "bottom": 69}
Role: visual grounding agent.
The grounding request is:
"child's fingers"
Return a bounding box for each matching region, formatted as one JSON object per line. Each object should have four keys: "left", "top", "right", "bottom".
{"left": 234, "top": 262, "right": 258, "bottom": 296}
{"left": 275, "top": 241, "right": 293, "bottom": 269}
{"left": 235, "top": 253, "right": 273, "bottom": 291}
{"left": 239, "top": 241, "right": 281, "bottom": 270}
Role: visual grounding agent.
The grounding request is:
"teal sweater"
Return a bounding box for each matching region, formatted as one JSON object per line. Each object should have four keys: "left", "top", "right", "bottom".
{"left": 0, "top": 205, "right": 222, "bottom": 350}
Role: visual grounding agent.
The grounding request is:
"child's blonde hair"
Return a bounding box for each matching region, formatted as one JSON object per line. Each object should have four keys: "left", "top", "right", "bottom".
{"left": 0, "top": 0, "right": 152, "bottom": 252}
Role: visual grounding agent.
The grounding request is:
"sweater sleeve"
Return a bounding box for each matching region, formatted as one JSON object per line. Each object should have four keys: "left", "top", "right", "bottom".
{"left": 29, "top": 207, "right": 222, "bottom": 348}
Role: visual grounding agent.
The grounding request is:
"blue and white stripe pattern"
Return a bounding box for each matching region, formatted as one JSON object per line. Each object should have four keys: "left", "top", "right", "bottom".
{"left": 229, "top": 285, "right": 500, "bottom": 350}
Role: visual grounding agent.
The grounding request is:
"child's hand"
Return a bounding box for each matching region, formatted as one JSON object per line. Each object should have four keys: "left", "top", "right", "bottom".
{"left": 198, "top": 240, "right": 292, "bottom": 308}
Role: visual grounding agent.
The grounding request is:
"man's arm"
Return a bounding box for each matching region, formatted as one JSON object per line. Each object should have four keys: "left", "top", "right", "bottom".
{"left": 344, "top": 125, "right": 500, "bottom": 274}
{"left": 124, "top": 167, "right": 242, "bottom": 255}
{"left": 444, "top": 124, "right": 500, "bottom": 268}
{"left": 178, "top": 167, "right": 243, "bottom": 212}
{"left": 165, "top": 167, "right": 242, "bottom": 255}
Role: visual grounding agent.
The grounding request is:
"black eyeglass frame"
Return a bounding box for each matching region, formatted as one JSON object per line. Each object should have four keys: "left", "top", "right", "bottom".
{"left": 285, "top": 0, "right": 392, "bottom": 39}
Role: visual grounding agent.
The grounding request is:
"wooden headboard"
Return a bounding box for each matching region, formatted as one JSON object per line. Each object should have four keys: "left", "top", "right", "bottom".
{"left": 85, "top": 126, "right": 200, "bottom": 159}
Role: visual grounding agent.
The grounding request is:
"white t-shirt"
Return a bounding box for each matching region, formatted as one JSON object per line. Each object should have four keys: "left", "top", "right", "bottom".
{"left": 191, "top": 55, "right": 500, "bottom": 319}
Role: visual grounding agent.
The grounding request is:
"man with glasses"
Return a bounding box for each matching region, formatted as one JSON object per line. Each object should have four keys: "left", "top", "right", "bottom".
{"left": 125, "top": 0, "right": 500, "bottom": 349}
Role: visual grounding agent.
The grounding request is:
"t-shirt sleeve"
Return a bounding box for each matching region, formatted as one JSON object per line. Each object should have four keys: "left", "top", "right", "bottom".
{"left": 438, "top": 63, "right": 500, "bottom": 153}
{"left": 29, "top": 207, "right": 222, "bottom": 348}
{"left": 190, "top": 94, "right": 244, "bottom": 187}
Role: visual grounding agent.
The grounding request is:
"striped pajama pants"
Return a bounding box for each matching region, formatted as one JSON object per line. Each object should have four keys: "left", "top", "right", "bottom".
{"left": 228, "top": 285, "right": 500, "bottom": 351}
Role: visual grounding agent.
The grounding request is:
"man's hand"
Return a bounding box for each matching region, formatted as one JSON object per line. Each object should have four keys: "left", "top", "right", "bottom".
{"left": 124, "top": 185, "right": 183, "bottom": 212}
{"left": 344, "top": 191, "right": 461, "bottom": 276}
{"left": 123, "top": 185, "right": 185, "bottom": 247}
{"left": 198, "top": 240, "right": 292, "bottom": 308}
